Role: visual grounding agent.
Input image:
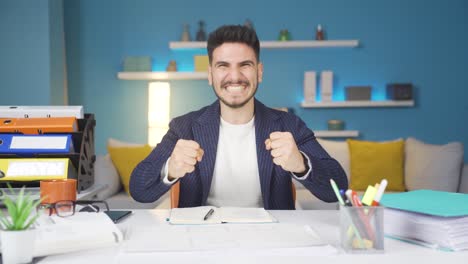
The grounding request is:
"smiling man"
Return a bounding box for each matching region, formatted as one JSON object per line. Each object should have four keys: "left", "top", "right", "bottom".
{"left": 129, "top": 25, "right": 348, "bottom": 209}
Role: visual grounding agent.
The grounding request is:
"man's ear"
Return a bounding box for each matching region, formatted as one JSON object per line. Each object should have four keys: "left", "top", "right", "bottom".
{"left": 258, "top": 62, "right": 264, "bottom": 83}
{"left": 208, "top": 65, "right": 213, "bottom": 86}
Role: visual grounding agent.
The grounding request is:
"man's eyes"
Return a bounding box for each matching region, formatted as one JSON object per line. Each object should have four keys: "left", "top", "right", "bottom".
{"left": 215, "top": 63, "right": 254, "bottom": 69}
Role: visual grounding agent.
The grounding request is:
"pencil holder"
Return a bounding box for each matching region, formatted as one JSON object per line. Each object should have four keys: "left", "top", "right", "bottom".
{"left": 339, "top": 205, "right": 384, "bottom": 253}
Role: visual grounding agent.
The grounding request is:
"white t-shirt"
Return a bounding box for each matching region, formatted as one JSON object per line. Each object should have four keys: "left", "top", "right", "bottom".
{"left": 206, "top": 117, "right": 263, "bottom": 207}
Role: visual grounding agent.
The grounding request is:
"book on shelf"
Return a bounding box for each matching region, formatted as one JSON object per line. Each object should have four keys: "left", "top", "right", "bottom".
{"left": 381, "top": 190, "right": 468, "bottom": 251}
{"left": 168, "top": 206, "right": 277, "bottom": 225}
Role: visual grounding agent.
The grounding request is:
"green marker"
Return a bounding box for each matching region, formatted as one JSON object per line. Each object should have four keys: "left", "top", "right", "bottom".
{"left": 330, "top": 179, "right": 345, "bottom": 205}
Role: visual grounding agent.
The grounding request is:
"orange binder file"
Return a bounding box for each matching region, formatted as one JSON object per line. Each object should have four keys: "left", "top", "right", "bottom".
{"left": 0, "top": 117, "right": 77, "bottom": 134}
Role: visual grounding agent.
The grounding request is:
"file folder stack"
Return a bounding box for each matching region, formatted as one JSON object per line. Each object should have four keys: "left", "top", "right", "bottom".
{"left": 381, "top": 190, "right": 468, "bottom": 251}
{"left": 0, "top": 106, "right": 95, "bottom": 191}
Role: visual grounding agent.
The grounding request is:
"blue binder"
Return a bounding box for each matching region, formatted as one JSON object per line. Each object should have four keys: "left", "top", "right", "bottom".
{"left": 0, "top": 134, "right": 73, "bottom": 155}
{"left": 380, "top": 189, "right": 468, "bottom": 217}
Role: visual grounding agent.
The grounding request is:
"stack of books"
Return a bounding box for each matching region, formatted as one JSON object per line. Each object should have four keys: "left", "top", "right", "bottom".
{"left": 381, "top": 190, "right": 468, "bottom": 251}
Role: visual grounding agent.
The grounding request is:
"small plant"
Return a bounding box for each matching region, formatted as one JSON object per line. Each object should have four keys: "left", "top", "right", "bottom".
{"left": 0, "top": 185, "right": 43, "bottom": 231}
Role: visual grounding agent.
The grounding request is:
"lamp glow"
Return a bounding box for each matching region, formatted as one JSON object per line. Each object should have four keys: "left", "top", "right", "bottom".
{"left": 148, "top": 82, "right": 170, "bottom": 146}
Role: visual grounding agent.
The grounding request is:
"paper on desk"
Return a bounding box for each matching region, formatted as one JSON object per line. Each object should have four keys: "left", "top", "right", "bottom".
{"left": 123, "top": 224, "right": 326, "bottom": 252}
{"left": 33, "top": 212, "right": 123, "bottom": 257}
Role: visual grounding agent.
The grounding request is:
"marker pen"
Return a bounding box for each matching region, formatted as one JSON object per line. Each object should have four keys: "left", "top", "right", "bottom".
{"left": 371, "top": 179, "right": 388, "bottom": 206}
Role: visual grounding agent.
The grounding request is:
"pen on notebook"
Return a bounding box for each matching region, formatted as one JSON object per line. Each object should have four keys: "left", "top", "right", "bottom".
{"left": 203, "top": 208, "right": 214, "bottom": 221}
{"left": 371, "top": 179, "right": 388, "bottom": 206}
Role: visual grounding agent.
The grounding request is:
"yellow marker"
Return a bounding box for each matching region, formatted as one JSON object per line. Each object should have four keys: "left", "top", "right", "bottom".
{"left": 352, "top": 238, "right": 374, "bottom": 249}
{"left": 361, "top": 185, "right": 377, "bottom": 206}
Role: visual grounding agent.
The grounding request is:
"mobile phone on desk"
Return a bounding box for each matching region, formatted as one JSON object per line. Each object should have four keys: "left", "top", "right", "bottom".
{"left": 104, "top": 210, "right": 132, "bottom": 223}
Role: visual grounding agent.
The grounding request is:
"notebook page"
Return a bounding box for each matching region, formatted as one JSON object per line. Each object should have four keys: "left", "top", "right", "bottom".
{"left": 169, "top": 206, "right": 221, "bottom": 224}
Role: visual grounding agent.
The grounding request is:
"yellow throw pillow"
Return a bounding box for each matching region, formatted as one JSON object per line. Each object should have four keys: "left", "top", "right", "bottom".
{"left": 347, "top": 139, "right": 405, "bottom": 191}
{"left": 108, "top": 145, "right": 153, "bottom": 195}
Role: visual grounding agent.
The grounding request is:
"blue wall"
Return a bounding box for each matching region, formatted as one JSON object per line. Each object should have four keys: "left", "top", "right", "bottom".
{"left": 0, "top": 0, "right": 66, "bottom": 105}
{"left": 48, "top": 0, "right": 66, "bottom": 105}
{"left": 9, "top": 0, "right": 467, "bottom": 160}
{"left": 0, "top": 0, "right": 51, "bottom": 105}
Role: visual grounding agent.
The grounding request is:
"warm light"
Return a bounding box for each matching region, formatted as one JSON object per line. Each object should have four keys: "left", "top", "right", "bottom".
{"left": 148, "top": 82, "right": 170, "bottom": 146}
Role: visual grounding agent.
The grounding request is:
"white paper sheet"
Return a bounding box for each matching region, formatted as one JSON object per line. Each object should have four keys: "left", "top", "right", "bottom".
{"left": 123, "top": 224, "right": 326, "bottom": 252}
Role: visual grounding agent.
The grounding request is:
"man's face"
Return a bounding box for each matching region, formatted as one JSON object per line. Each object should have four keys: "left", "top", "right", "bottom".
{"left": 208, "top": 43, "right": 263, "bottom": 109}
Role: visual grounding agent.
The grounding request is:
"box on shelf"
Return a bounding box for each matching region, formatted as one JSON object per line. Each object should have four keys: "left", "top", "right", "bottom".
{"left": 194, "top": 55, "right": 209, "bottom": 72}
{"left": 345, "top": 86, "right": 371, "bottom": 101}
{"left": 320, "top": 71, "right": 333, "bottom": 102}
{"left": 0, "top": 114, "right": 96, "bottom": 192}
{"left": 303, "top": 71, "right": 317, "bottom": 102}
{"left": 123, "top": 56, "right": 152, "bottom": 72}
{"left": 386, "top": 83, "right": 413, "bottom": 100}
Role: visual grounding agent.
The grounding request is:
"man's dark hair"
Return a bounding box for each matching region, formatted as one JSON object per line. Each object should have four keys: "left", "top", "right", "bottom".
{"left": 207, "top": 25, "right": 260, "bottom": 63}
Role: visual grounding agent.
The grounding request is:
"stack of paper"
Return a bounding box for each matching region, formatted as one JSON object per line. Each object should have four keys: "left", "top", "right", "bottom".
{"left": 381, "top": 190, "right": 468, "bottom": 251}
{"left": 33, "top": 212, "right": 123, "bottom": 257}
{"left": 123, "top": 224, "right": 327, "bottom": 252}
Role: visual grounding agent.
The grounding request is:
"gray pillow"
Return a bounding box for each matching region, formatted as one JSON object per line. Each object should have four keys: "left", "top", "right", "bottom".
{"left": 405, "top": 137, "right": 464, "bottom": 192}
{"left": 94, "top": 154, "right": 122, "bottom": 200}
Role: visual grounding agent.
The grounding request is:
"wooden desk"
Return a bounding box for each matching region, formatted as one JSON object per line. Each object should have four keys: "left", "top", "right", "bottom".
{"left": 37, "top": 210, "right": 467, "bottom": 264}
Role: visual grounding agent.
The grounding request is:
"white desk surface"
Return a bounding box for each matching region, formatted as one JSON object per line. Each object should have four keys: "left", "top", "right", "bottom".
{"left": 38, "top": 209, "right": 467, "bottom": 264}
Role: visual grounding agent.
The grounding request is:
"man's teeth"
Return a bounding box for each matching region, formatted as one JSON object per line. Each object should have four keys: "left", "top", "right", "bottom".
{"left": 226, "top": 86, "right": 243, "bottom": 92}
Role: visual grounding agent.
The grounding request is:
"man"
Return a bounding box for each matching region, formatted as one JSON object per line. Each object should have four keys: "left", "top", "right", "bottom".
{"left": 130, "top": 25, "right": 347, "bottom": 209}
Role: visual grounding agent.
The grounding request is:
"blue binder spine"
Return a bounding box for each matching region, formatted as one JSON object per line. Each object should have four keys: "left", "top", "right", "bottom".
{"left": 0, "top": 134, "right": 73, "bottom": 155}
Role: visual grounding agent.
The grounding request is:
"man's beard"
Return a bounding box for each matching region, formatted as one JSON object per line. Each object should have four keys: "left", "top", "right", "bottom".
{"left": 212, "top": 79, "right": 258, "bottom": 109}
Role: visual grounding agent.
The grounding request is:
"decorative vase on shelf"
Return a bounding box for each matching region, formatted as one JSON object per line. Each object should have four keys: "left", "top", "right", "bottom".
{"left": 196, "top": 20, "right": 207, "bottom": 41}
{"left": 166, "top": 60, "right": 178, "bottom": 72}
{"left": 278, "top": 29, "right": 291, "bottom": 41}
{"left": 244, "top": 19, "right": 254, "bottom": 29}
{"left": 181, "top": 24, "right": 191, "bottom": 42}
{"left": 315, "top": 24, "right": 325, "bottom": 40}
{"left": 328, "top": 120, "right": 345, "bottom": 131}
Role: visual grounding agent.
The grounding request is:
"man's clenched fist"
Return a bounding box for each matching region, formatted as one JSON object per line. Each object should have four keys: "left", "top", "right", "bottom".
{"left": 265, "top": 132, "right": 305, "bottom": 173}
{"left": 168, "top": 139, "right": 204, "bottom": 180}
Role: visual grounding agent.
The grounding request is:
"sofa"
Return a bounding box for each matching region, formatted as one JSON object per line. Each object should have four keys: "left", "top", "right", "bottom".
{"left": 94, "top": 137, "right": 467, "bottom": 210}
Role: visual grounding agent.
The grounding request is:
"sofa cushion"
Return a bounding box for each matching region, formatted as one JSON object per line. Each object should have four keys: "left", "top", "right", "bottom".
{"left": 348, "top": 139, "right": 405, "bottom": 191}
{"left": 94, "top": 154, "right": 122, "bottom": 200}
{"left": 405, "top": 137, "right": 464, "bottom": 192}
{"left": 108, "top": 137, "right": 146, "bottom": 148}
{"left": 108, "top": 144, "right": 153, "bottom": 195}
{"left": 317, "top": 138, "right": 350, "bottom": 180}
{"left": 459, "top": 164, "right": 468, "bottom": 193}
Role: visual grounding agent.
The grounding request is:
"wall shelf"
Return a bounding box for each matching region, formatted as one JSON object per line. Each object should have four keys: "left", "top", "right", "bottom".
{"left": 301, "top": 100, "right": 414, "bottom": 108}
{"left": 169, "top": 40, "right": 359, "bottom": 49}
{"left": 314, "top": 130, "right": 359, "bottom": 138}
{"left": 117, "top": 72, "right": 207, "bottom": 80}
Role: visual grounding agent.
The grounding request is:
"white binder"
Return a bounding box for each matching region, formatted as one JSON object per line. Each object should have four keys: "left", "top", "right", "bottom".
{"left": 0, "top": 106, "right": 84, "bottom": 119}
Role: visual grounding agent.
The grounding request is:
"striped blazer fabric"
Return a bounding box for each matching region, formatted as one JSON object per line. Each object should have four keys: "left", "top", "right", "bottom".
{"left": 129, "top": 99, "right": 348, "bottom": 209}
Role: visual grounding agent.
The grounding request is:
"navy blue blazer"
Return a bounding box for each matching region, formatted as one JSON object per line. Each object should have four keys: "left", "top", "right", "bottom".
{"left": 129, "top": 99, "right": 348, "bottom": 209}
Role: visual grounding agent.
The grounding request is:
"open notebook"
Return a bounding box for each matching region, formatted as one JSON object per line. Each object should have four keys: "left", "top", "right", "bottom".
{"left": 169, "top": 206, "right": 277, "bottom": 225}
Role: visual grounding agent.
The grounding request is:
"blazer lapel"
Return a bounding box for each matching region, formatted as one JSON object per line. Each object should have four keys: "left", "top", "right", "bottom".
{"left": 254, "top": 100, "right": 281, "bottom": 208}
{"left": 193, "top": 101, "right": 220, "bottom": 205}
